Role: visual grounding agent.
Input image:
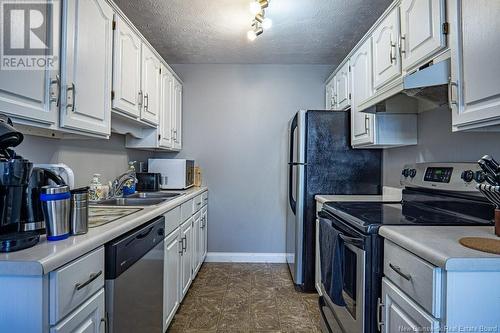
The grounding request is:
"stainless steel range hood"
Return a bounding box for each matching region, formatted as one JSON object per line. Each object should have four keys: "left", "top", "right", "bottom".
{"left": 361, "top": 58, "right": 450, "bottom": 114}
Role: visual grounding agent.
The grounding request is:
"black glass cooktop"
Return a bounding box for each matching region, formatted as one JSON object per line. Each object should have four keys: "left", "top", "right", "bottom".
{"left": 323, "top": 201, "right": 494, "bottom": 234}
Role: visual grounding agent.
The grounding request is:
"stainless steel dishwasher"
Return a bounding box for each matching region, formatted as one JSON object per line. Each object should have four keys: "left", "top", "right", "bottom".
{"left": 105, "top": 216, "right": 165, "bottom": 333}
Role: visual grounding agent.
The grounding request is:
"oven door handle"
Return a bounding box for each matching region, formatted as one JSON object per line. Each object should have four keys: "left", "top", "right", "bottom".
{"left": 318, "top": 297, "right": 334, "bottom": 333}
{"left": 339, "top": 234, "right": 364, "bottom": 247}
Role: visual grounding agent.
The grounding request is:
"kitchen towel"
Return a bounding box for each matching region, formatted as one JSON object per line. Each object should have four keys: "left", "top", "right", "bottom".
{"left": 319, "top": 217, "right": 346, "bottom": 306}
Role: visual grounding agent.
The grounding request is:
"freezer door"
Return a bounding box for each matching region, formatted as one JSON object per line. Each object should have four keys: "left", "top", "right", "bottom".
{"left": 286, "top": 110, "right": 306, "bottom": 285}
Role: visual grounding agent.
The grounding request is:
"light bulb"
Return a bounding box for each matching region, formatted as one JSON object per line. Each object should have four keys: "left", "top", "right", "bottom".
{"left": 247, "top": 30, "right": 257, "bottom": 41}
{"left": 262, "top": 18, "right": 272, "bottom": 30}
{"left": 249, "top": 2, "right": 261, "bottom": 15}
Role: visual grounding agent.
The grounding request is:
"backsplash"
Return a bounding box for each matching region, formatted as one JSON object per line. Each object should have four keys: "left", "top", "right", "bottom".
{"left": 14, "top": 134, "right": 151, "bottom": 188}
{"left": 383, "top": 106, "right": 500, "bottom": 187}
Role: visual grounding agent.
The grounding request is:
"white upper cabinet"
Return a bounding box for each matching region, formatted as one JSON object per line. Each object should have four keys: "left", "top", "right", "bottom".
{"left": 350, "top": 39, "right": 375, "bottom": 146}
{"left": 334, "top": 62, "right": 351, "bottom": 110}
{"left": 60, "top": 0, "right": 113, "bottom": 137}
{"left": 140, "top": 44, "right": 161, "bottom": 125}
{"left": 160, "top": 65, "right": 174, "bottom": 149}
{"left": 172, "top": 78, "right": 182, "bottom": 150}
{"left": 450, "top": 0, "right": 500, "bottom": 131}
{"left": 400, "top": 0, "right": 446, "bottom": 72}
{"left": 372, "top": 6, "right": 401, "bottom": 90}
{"left": 112, "top": 15, "right": 142, "bottom": 119}
{"left": 0, "top": 1, "right": 60, "bottom": 128}
{"left": 325, "top": 77, "right": 335, "bottom": 110}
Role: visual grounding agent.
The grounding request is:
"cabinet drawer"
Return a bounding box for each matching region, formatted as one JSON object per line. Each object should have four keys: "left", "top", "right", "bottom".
{"left": 193, "top": 195, "right": 203, "bottom": 212}
{"left": 383, "top": 240, "right": 443, "bottom": 318}
{"left": 164, "top": 206, "right": 181, "bottom": 236}
{"left": 49, "top": 247, "right": 105, "bottom": 324}
{"left": 50, "top": 288, "right": 105, "bottom": 333}
{"left": 202, "top": 191, "right": 208, "bottom": 206}
{"left": 180, "top": 199, "right": 193, "bottom": 222}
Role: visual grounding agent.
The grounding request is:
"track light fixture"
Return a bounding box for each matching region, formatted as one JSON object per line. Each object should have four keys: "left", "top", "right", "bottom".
{"left": 247, "top": 0, "right": 272, "bottom": 41}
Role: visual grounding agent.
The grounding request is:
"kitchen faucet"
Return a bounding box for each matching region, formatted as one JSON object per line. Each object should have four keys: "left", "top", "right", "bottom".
{"left": 109, "top": 170, "right": 137, "bottom": 198}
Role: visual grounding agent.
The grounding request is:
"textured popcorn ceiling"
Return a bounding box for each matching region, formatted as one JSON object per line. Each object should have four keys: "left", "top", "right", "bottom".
{"left": 113, "top": 0, "right": 392, "bottom": 65}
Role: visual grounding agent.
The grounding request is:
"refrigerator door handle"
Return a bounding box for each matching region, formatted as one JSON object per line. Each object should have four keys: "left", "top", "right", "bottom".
{"left": 288, "top": 162, "right": 308, "bottom": 166}
{"left": 289, "top": 164, "right": 296, "bottom": 214}
{"left": 288, "top": 113, "right": 298, "bottom": 214}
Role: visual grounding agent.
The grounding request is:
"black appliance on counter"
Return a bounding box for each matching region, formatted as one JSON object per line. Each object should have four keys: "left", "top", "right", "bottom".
{"left": 286, "top": 110, "right": 382, "bottom": 292}
{"left": 0, "top": 117, "right": 39, "bottom": 252}
{"left": 21, "top": 167, "right": 66, "bottom": 232}
{"left": 135, "top": 172, "right": 162, "bottom": 192}
{"left": 318, "top": 162, "right": 495, "bottom": 333}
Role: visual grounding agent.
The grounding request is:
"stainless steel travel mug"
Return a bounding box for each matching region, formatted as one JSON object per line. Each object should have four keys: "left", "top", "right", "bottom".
{"left": 70, "top": 187, "right": 89, "bottom": 235}
{"left": 41, "top": 185, "right": 70, "bottom": 241}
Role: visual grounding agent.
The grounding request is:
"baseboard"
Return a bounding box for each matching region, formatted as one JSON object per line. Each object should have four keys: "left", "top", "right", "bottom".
{"left": 205, "top": 252, "right": 287, "bottom": 263}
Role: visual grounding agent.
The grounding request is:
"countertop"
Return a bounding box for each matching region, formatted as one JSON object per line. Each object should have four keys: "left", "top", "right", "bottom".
{"left": 0, "top": 187, "right": 207, "bottom": 276}
{"left": 379, "top": 225, "right": 500, "bottom": 271}
{"left": 315, "top": 186, "right": 402, "bottom": 204}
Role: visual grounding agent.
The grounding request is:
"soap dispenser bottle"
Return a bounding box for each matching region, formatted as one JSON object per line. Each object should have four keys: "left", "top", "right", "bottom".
{"left": 122, "top": 161, "right": 136, "bottom": 196}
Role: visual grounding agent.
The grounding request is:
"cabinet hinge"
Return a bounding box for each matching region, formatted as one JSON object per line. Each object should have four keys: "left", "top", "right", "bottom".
{"left": 111, "top": 90, "right": 115, "bottom": 100}
{"left": 112, "top": 20, "right": 116, "bottom": 30}
{"left": 442, "top": 22, "right": 449, "bottom": 35}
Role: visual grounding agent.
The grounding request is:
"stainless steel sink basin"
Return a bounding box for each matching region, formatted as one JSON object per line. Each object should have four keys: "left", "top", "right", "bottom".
{"left": 127, "top": 192, "right": 183, "bottom": 199}
{"left": 91, "top": 197, "right": 166, "bottom": 206}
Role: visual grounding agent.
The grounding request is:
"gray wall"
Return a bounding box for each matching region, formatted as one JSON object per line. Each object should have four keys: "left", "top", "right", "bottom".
{"left": 161, "top": 64, "right": 332, "bottom": 253}
{"left": 15, "top": 134, "right": 151, "bottom": 187}
{"left": 383, "top": 106, "right": 500, "bottom": 187}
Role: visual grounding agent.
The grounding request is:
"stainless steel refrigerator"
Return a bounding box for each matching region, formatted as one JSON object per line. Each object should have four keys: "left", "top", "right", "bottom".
{"left": 286, "top": 110, "right": 382, "bottom": 292}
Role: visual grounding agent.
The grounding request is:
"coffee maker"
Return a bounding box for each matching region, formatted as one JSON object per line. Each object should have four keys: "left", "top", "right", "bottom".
{"left": 0, "top": 116, "right": 39, "bottom": 252}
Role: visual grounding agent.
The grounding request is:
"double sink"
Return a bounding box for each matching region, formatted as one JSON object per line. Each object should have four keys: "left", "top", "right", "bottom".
{"left": 91, "top": 192, "right": 183, "bottom": 207}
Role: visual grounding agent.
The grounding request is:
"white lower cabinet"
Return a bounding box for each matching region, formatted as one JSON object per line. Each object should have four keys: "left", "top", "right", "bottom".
{"left": 50, "top": 288, "right": 105, "bottom": 333}
{"left": 163, "top": 227, "right": 181, "bottom": 332}
{"left": 193, "top": 212, "right": 202, "bottom": 274}
{"left": 180, "top": 217, "right": 194, "bottom": 298}
{"left": 201, "top": 205, "right": 208, "bottom": 260}
{"left": 380, "top": 278, "right": 440, "bottom": 333}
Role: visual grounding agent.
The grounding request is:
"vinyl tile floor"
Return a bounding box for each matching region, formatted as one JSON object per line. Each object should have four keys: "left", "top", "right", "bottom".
{"left": 167, "top": 263, "right": 322, "bottom": 333}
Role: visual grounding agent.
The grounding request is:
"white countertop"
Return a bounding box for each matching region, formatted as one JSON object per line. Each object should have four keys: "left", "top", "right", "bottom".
{"left": 315, "top": 186, "right": 402, "bottom": 204}
{"left": 0, "top": 187, "right": 207, "bottom": 276}
{"left": 379, "top": 226, "right": 500, "bottom": 271}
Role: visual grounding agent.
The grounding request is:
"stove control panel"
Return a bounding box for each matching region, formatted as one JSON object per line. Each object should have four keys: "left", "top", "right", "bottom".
{"left": 401, "top": 162, "right": 483, "bottom": 192}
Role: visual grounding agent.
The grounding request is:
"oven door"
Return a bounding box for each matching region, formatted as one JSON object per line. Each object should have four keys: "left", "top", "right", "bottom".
{"left": 319, "top": 212, "right": 366, "bottom": 333}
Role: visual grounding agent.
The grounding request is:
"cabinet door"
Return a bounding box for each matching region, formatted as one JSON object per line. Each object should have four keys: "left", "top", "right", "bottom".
{"left": 163, "top": 229, "right": 180, "bottom": 331}
{"left": 60, "top": 0, "right": 113, "bottom": 136}
{"left": 141, "top": 44, "right": 161, "bottom": 125}
{"left": 192, "top": 213, "right": 201, "bottom": 274}
{"left": 0, "top": 1, "right": 60, "bottom": 127}
{"left": 201, "top": 206, "right": 208, "bottom": 260}
{"left": 325, "top": 78, "right": 335, "bottom": 110}
{"left": 112, "top": 15, "right": 142, "bottom": 118}
{"left": 400, "top": 0, "right": 446, "bottom": 72}
{"left": 450, "top": 0, "right": 500, "bottom": 131}
{"left": 50, "top": 289, "right": 105, "bottom": 333}
{"left": 381, "top": 278, "right": 440, "bottom": 333}
{"left": 172, "top": 79, "right": 182, "bottom": 149}
{"left": 180, "top": 218, "right": 193, "bottom": 299}
{"left": 372, "top": 7, "right": 401, "bottom": 90}
{"left": 335, "top": 62, "right": 350, "bottom": 110}
{"left": 159, "top": 66, "right": 174, "bottom": 148}
{"left": 350, "top": 39, "right": 375, "bottom": 146}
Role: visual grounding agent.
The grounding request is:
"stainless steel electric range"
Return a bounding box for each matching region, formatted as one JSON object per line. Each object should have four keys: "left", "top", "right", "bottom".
{"left": 317, "top": 162, "right": 495, "bottom": 333}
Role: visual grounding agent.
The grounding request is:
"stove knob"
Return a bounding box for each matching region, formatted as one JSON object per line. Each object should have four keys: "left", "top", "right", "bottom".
{"left": 402, "top": 169, "right": 410, "bottom": 177}
{"left": 409, "top": 169, "right": 417, "bottom": 178}
{"left": 461, "top": 170, "right": 474, "bottom": 183}
{"left": 474, "top": 171, "right": 486, "bottom": 183}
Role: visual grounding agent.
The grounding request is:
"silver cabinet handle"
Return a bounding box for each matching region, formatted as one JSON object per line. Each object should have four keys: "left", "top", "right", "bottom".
{"left": 144, "top": 93, "right": 149, "bottom": 111}
{"left": 182, "top": 236, "right": 187, "bottom": 252}
{"left": 377, "top": 297, "right": 384, "bottom": 331}
{"left": 100, "top": 316, "right": 108, "bottom": 333}
{"left": 178, "top": 239, "right": 184, "bottom": 255}
{"left": 50, "top": 75, "right": 60, "bottom": 106}
{"left": 448, "top": 80, "right": 458, "bottom": 106}
{"left": 66, "top": 82, "right": 75, "bottom": 112}
{"left": 75, "top": 270, "right": 102, "bottom": 291}
{"left": 364, "top": 115, "right": 370, "bottom": 134}
{"left": 390, "top": 41, "right": 397, "bottom": 63}
{"left": 400, "top": 35, "right": 406, "bottom": 55}
{"left": 138, "top": 90, "right": 143, "bottom": 107}
{"left": 389, "top": 263, "right": 412, "bottom": 281}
